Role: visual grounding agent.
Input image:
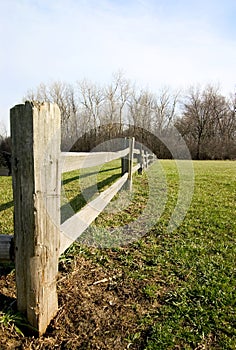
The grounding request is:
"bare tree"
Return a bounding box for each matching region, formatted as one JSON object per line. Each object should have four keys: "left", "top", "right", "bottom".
{"left": 78, "top": 80, "right": 104, "bottom": 131}
{"left": 24, "top": 77, "right": 235, "bottom": 158}
{"left": 176, "top": 84, "right": 235, "bottom": 159}
{"left": 112, "top": 71, "right": 132, "bottom": 131}
{"left": 128, "top": 89, "right": 155, "bottom": 133}
{"left": 0, "top": 121, "right": 8, "bottom": 141}
{"left": 24, "top": 81, "right": 79, "bottom": 150}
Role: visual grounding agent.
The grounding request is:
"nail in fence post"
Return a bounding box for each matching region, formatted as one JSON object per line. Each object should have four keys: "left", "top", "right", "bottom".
{"left": 10, "top": 101, "right": 61, "bottom": 335}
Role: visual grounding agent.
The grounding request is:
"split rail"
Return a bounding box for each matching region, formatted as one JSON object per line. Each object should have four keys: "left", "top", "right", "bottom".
{"left": 0, "top": 102, "right": 155, "bottom": 334}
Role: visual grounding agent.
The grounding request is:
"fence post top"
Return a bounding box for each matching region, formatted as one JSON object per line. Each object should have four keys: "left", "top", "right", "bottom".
{"left": 11, "top": 101, "right": 60, "bottom": 112}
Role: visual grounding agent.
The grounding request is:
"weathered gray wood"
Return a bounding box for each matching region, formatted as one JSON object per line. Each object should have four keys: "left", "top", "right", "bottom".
{"left": 9, "top": 101, "right": 141, "bottom": 335}
{"left": 146, "top": 153, "right": 155, "bottom": 166}
{"left": 141, "top": 150, "right": 145, "bottom": 169}
{"left": 149, "top": 153, "right": 155, "bottom": 165}
{"left": 136, "top": 146, "right": 144, "bottom": 175}
{"left": 0, "top": 234, "right": 14, "bottom": 262}
{"left": 60, "top": 172, "right": 129, "bottom": 254}
{"left": 127, "top": 137, "right": 135, "bottom": 191}
{"left": 133, "top": 148, "right": 141, "bottom": 155}
{"left": 121, "top": 157, "right": 129, "bottom": 175}
{"left": 11, "top": 101, "right": 61, "bottom": 335}
{"left": 62, "top": 148, "right": 129, "bottom": 173}
{"left": 132, "top": 163, "right": 140, "bottom": 174}
{"left": 145, "top": 150, "right": 149, "bottom": 168}
{"left": 121, "top": 138, "right": 129, "bottom": 176}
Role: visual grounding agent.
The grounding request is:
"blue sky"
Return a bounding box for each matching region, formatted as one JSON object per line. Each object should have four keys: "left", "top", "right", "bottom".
{"left": 1, "top": 0, "right": 236, "bottom": 131}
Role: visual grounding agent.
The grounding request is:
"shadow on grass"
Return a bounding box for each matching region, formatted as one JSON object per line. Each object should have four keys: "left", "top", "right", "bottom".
{"left": 61, "top": 172, "right": 121, "bottom": 223}
{"left": 62, "top": 166, "right": 121, "bottom": 185}
{"left": 0, "top": 201, "right": 14, "bottom": 212}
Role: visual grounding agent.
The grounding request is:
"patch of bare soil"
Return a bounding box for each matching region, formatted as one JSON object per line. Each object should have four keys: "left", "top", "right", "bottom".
{"left": 0, "top": 253, "right": 160, "bottom": 350}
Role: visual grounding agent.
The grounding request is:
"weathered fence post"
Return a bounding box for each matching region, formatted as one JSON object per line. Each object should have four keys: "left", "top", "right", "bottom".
{"left": 138, "top": 145, "right": 144, "bottom": 175}
{"left": 141, "top": 149, "right": 145, "bottom": 169}
{"left": 151, "top": 152, "right": 155, "bottom": 164}
{"left": 121, "top": 137, "right": 129, "bottom": 176}
{"left": 127, "top": 137, "right": 135, "bottom": 191}
{"left": 145, "top": 150, "right": 149, "bottom": 168}
{"left": 10, "top": 101, "right": 61, "bottom": 335}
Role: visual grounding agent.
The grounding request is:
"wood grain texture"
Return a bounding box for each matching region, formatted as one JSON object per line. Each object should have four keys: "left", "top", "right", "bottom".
{"left": 61, "top": 148, "right": 129, "bottom": 173}
{"left": 127, "top": 137, "right": 135, "bottom": 191}
{"left": 10, "top": 101, "right": 61, "bottom": 335}
{"left": 8, "top": 108, "right": 154, "bottom": 336}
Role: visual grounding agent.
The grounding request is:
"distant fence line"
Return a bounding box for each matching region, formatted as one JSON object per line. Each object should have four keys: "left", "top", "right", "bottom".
{"left": 0, "top": 101, "right": 156, "bottom": 335}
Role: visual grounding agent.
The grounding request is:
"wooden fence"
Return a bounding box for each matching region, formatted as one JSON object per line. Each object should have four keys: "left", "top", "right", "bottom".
{"left": 0, "top": 101, "right": 155, "bottom": 335}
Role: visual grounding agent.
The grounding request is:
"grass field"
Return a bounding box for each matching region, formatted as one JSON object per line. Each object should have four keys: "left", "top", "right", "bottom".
{"left": 0, "top": 160, "right": 235, "bottom": 349}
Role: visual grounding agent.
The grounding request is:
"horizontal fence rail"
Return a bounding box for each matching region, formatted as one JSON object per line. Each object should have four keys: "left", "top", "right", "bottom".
{"left": 0, "top": 101, "right": 156, "bottom": 335}
{"left": 60, "top": 172, "right": 129, "bottom": 254}
{"left": 0, "top": 157, "right": 144, "bottom": 262}
{"left": 60, "top": 138, "right": 142, "bottom": 254}
{"left": 61, "top": 148, "right": 130, "bottom": 172}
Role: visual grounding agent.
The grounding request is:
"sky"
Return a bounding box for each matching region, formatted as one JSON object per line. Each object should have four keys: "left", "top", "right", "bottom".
{"left": 1, "top": 0, "right": 236, "bottom": 132}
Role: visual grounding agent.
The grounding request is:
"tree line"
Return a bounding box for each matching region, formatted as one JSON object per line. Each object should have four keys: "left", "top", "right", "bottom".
{"left": 1, "top": 72, "right": 236, "bottom": 160}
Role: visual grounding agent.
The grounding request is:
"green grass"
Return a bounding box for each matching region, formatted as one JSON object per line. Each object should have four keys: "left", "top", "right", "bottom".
{"left": 0, "top": 308, "right": 37, "bottom": 336}
{"left": 137, "top": 161, "right": 235, "bottom": 349}
{"left": 0, "top": 176, "right": 13, "bottom": 235}
{"left": 77, "top": 160, "right": 236, "bottom": 349}
{"left": 0, "top": 160, "right": 235, "bottom": 348}
{"left": 61, "top": 159, "right": 122, "bottom": 222}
